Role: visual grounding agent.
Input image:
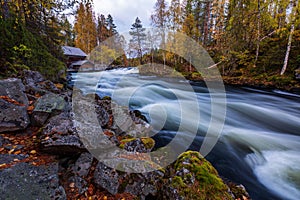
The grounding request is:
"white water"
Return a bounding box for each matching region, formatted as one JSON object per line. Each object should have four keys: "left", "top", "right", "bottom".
{"left": 71, "top": 68, "right": 300, "bottom": 200}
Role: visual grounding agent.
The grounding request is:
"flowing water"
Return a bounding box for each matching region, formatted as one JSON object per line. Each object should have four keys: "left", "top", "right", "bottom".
{"left": 71, "top": 68, "right": 300, "bottom": 200}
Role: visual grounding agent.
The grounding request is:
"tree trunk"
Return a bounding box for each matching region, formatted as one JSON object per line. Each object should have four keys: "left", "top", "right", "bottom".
{"left": 254, "top": 0, "right": 261, "bottom": 67}
{"left": 281, "top": 0, "right": 298, "bottom": 75}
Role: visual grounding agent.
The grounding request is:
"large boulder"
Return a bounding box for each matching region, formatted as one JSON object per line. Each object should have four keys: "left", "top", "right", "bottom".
{"left": 0, "top": 78, "right": 30, "bottom": 132}
{"left": 0, "top": 162, "right": 66, "bottom": 200}
{"left": 31, "top": 93, "right": 66, "bottom": 126}
{"left": 94, "top": 162, "right": 120, "bottom": 195}
{"left": 20, "top": 70, "right": 60, "bottom": 95}
{"left": 40, "top": 113, "right": 86, "bottom": 155}
{"left": 94, "top": 161, "right": 164, "bottom": 198}
{"left": 159, "top": 151, "right": 233, "bottom": 200}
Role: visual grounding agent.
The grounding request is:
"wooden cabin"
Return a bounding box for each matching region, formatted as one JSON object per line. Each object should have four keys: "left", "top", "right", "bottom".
{"left": 70, "top": 60, "right": 95, "bottom": 72}
{"left": 62, "top": 46, "right": 87, "bottom": 68}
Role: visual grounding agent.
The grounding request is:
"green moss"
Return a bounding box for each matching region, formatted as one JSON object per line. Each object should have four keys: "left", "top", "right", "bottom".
{"left": 172, "top": 176, "right": 186, "bottom": 188}
{"left": 119, "top": 138, "right": 136, "bottom": 149}
{"left": 140, "top": 137, "right": 155, "bottom": 150}
{"left": 119, "top": 137, "right": 155, "bottom": 151}
{"left": 102, "top": 96, "right": 112, "bottom": 100}
{"left": 171, "top": 151, "right": 232, "bottom": 200}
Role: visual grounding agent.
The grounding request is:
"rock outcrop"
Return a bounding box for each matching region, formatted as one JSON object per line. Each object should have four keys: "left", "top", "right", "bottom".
{"left": 0, "top": 78, "right": 30, "bottom": 132}
{"left": 31, "top": 93, "right": 66, "bottom": 126}
{"left": 160, "top": 151, "right": 233, "bottom": 200}
{"left": 0, "top": 70, "right": 251, "bottom": 200}
{"left": 0, "top": 162, "right": 66, "bottom": 200}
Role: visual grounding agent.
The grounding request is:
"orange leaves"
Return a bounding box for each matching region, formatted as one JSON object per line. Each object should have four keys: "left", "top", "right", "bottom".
{"left": 54, "top": 83, "right": 64, "bottom": 90}
{"left": 30, "top": 150, "right": 37, "bottom": 155}
{"left": 27, "top": 105, "right": 35, "bottom": 113}
{"left": 0, "top": 128, "right": 55, "bottom": 169}
{"left": 0, "top": 95, "right": 25, "bottom": 106}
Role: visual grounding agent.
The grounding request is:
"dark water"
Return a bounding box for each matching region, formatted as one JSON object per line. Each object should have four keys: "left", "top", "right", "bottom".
{"left": 71, "top": 68, "right": 300, "bottom": 200}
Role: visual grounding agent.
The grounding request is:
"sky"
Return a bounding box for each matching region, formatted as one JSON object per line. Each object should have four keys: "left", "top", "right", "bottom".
{"left": 93, "top": 0, "right": 171, "bottom": 33}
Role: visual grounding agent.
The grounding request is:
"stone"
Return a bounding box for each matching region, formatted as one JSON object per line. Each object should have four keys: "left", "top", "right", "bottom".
{"left": 20, "top": 70, "right": 60, "bottom": 95}
{"left": 119, "top": 137, "right": 155, "bottom": 153}
{"left": 0, "top": 135, "right": 4, "bottom": 147}
{"left": 123, "top": 170, "right": 165, "bottom": 198}
{"left": 94, "top": 162, "right": 120, "bottom": 195}
{"left": 0, "top": 78, "right": 29, "bottom": 106}
{"left": 40, "top": 113, "right": 86, "bottom": 155}
{"left": 0, "top": 162, "right": 66, "bottom": 200}
{"left": 73, "top": 153, "right": 93, "bottom": 177}
{"left": 160, "top": 151, "right": 232, "bottom": 200}
{"left": 0, "top": 154, "right": 28, "bottom": 165}
{"left": 93, "top": 160, "right": 165, "bottom": 198}
{"left": 0, "top": 78, "right": 30, "bottom": 132}
{"left": 68, "top": 176, "right": 88, "bottom": 195}
{"left": 21, "top": 70, "right": 46, "bottom": 85}
{"left": 31, "top": 93, "right": 66, "bottom": 126}
{"left": 95, "top": 104, "right": 110, "bottom": 127}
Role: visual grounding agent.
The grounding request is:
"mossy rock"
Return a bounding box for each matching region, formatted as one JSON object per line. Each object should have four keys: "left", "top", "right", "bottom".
{"left": 102, "top": 96, "right": 112, "bottom": 100}
{"left": 140, "top": 137, "right": 155, "bottom": 149}
{"left": 170, "top": 151, "right": 232, "bottom": 200}
{"left": 119, "top": 138, "right": 137, "bottom": 149}
{"left": 119, "top": 137, "right": 155, "bottom": 152}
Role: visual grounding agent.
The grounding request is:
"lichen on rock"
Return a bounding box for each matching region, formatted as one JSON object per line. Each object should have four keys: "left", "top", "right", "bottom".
{"left": 162, "top": 151, "right": 233, "bottom": 200}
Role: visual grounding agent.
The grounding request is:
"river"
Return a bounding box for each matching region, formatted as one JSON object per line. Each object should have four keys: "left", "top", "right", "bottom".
{"left": 70, "top": 67, "right": 300, "bottom": 200}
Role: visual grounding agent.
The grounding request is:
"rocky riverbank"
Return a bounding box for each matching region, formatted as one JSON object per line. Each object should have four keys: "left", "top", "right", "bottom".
{"left": 0, "top": 70, "right": 250, "bottom": 199}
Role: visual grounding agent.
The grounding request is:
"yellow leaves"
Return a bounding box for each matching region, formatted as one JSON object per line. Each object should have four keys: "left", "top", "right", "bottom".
{"left": 30, "top": 150, "right": 37, "bottom": 155}
{"left": 8, "top": 149, "right": 14, "bottom": 154}
{"left": 54, "top": 83, "right": 64, "bottom": 90}
{"left": 0, "top": 163, "right": 7, "bottom": 168}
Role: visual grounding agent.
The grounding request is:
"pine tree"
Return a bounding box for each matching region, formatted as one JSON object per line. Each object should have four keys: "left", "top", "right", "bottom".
{"left": 106, "top": 14, "right": 117, "bottom": 37}
{"left": 129, "top": 17, "right": 146, "bottom": 65}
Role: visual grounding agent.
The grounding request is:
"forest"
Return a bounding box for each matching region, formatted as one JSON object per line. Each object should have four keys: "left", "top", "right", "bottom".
{"left": 1, "top": 0, "right": 300, "bottom": 89}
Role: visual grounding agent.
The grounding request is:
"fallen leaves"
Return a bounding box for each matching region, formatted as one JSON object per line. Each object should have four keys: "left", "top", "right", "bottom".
{"left": 30, "top": 150, "right": 37, "bottom": 155}
{"left": 0, "top": 95, "right": 25, "bottom": 106}
{"left": 54, "top": 83, "right": 64, "bottom": 90}
{"left": 0, "top": 127, "right": 56, "bottom": 169}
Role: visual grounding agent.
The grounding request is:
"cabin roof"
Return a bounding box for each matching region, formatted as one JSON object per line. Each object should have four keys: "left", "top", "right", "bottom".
{"left": 62, "top": 46, "right": 87, "bottom": 57}
{"left": 71, "top": 60, "right": 92, "bottom": 67}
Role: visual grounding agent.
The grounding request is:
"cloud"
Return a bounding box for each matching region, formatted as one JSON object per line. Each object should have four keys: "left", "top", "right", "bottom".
{"left": 93, "top": 0, "right": 167, "bottom": 32}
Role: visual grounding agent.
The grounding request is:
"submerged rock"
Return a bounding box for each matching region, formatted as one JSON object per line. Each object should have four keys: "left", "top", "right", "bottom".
{"left": 0, "top": 78, "right": 30, "bottom": 132}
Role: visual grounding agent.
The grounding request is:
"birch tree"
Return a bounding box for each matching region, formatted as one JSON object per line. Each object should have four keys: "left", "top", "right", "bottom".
{"left": 281, "top": 0, "right": 299, "bottom": 75}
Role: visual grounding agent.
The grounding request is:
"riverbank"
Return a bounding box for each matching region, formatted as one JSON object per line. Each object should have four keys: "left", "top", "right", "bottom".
{"left": 0, "top": 70, "right": 250, "bottom": 199}
{"left": 137, "top": 64, "right": 300, "bottom": 94}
